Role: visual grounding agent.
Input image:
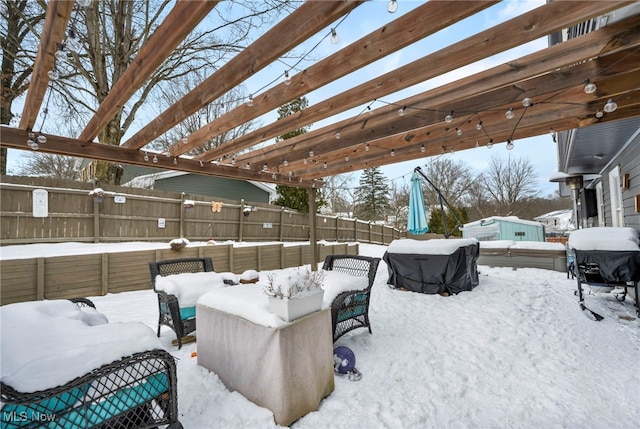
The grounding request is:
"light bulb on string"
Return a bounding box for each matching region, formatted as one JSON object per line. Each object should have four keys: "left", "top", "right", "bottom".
{"left": 335, "top": 131, "right": 341, "bottom": 139}
{"left": 246, "top": 94, "right": 253, "bottom": 106}
{"left": 284, "top": 70, "right": 291, "bottom": 85}
{"left": 152, "top": 155, "right": 158, "bottom": 164}
{"left": 283, "top": 159, "right": 288, "bottom": 166}
{"left": 323, "top": 162, "right": 327, "bottom": 169}
{"left": 387, "top": 0, "right": 398, "bottom": 13}
{"left": 595, "top": 109, "right": 604, "bottom": 118}
{"left": 583, "top": 79, "right": 597, "bottom": 94}
{"left": 455, "top": 128, "right": 462, "bottom": 136}
{"left": 47, "top": 68, "right": 59, "bottom": 80}
{"left": 308, "top": 149, "right": 314, "bottom": 157}
{"left": 398, "top": 106, "right": 406, "bottom": 116}
{"left": 173, "top": 158, "right": 178, "bottom": 165}
{"left": 475, "top": 140, "right": 479, "bottom": 148}
{"left": 420, "top": 144, "right": 425, "bottom": 153}
{"left": 65, "top": 28, "right": 80, "bottom": 53}
{"left": 522, "top": 98, "right": 533, "bottom": 107}
{"left": 143, "top": 151, "right": 149, "bottom": 162}
{"left": 444, "top": 111, "right": 453, "bottom": 123}
{"left": 390, "top": 149, "right": 395, "bottom": 157}
{"left": 37, "top": 132, "right": 47, "bottom": 144}
{"left": 55, "top": 47, "right": 67, "bottom": 62}
{"left": 505, "top": 108, "right": 515, "bottom": 119}
{"left": 603, "top": 98, "right": 617, "bottom": 113}
{"left": 506, "top": 139, "right": 514, "bottom": 150}
{"left": 487, "top": 139, "right": 493, "bottom": 149}
{"left": 476, "top": 121, "right": 483, "bottom": 131}
{"left": 330, "top": 28, "right": 339, "bottom": 44}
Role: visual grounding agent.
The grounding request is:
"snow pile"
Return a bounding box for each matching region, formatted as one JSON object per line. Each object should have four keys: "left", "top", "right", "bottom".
{"left": 155, "top": 272, "right": 234, "bottom": 307}
{"left": 321, "top": 271, "right": 369, "bottom": 307}
{"left": 568, "top": 227, "right": 640, "bottom": 251}
{"left": 0, "top": 300, "right": 161, "bottom": 392}
{"left": 387, "top": 238, "right": 478, "bottom": 255}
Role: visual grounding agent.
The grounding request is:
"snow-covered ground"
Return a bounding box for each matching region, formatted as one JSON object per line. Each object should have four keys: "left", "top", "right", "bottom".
{"left": 1, "top": 242, "right": 639, "bottom": 428}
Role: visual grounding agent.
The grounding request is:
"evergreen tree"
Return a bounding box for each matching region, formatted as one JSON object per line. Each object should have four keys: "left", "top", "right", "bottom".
{"left": 353, "top": 167, "right": 390, "bottom": 221}
{"left": 272, "top": 97, "right": 326, "bottom": 212}
{"left": 428, "top": 206, "right": 468, "bottom": 237}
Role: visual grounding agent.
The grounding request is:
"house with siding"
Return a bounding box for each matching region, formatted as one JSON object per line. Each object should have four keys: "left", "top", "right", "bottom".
{"left": 550, "top": 3, "right": 640, "bottom": 233}
{"left": 121, "top": 167, "right": 276, "bottom": 204}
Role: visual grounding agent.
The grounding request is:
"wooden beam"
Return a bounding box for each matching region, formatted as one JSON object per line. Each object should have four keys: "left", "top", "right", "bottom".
{"left": 120, "top": 0, "right": 364, "bottom": 150}
{"left": 78, "top": 0, "right": 219, "bottom": 142}
{"left": 197, "top": 0, "right": 634, "bottom": 163}
{"left": 169, "top": 0, "right": 497, "bottom": 158}
{"left": 0, "top": 126, "right": 317, "bottom": 187}
{"left": 19, "top": 0, "right": 74, "bottom": 130}
{"left": 236, "top": 17, "right": 640, "bottom": 169}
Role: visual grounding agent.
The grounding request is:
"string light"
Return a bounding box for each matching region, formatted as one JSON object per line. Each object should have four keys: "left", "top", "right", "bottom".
{"left": 505, "top": 108, "right": 515, "bottom": 119}
{"left": 262, "top": 163, "right": 268, "bottom": 171}
{"left": 309, "top": 149, "right": 314, "bottom": 157}
{"left": 143, "top": 151, "right": 149, "bottom": 162}
{"left": 231, "top": 157, "right": 236, "bottom": 166}
{"left": 390, "top": 149, "right": 395, "bottom": 157}
{"left": 344, "top": 155, "right": 349, "bottom": 162}
{"left": 323, "top": 162, "right": 327, "bottom": 169}
{"left": 284, "top": 70, "right": 291, "bottom": 85}
{"left": 603, "top": 98, "right": 617, "bottom": 113}
{"left": 475, "top": 140, "right": 479, "bottom": 148}
{"left": 521, "top": 97, "right": 533, "bottom": 107}
{"left": 182, "top": 137, "right": 188, "bottom": 144}
{"left": 476, "top": 121, "right": 483, "bottom": 131}
{"left": 365, "top": 144, "right": 370, "bottom": 151}
{"left": 420, "top": 144, "right": 425, "bottom": 153}
{"left": 595, "top": 109, "right": 604, "bottom": 118}
{"left": 398, "top": 106, "right": 406, "bottom": 116}
{"left": 283, "top": 159, "right": 288, "bottom": 166}
{"left": 487, "top": 139, "right": 494, "bottom": 149}
{"left": 152, "top": 155, "right": 158, "bottom": 163}
{"left": 47, "top": 68, "right": 59, "bottom": 80}
{"left": 444, "top": 111, "right": 453, "bottom": 123}
{"left": 335, "top": 131, "right": 341, "bottom": 139}
{"left": 455, "top": 127, "right": 462, "bottom": 136}
{"left": 583, "top": 79, "right": 597, "bottom": 94}
{"left": 387, "top": 0, "right": 398, "bottom": 13}
{"left": 330, "top": 28, "right": 339, "bottom": 44}
{"left": 173, "top": 158, "right": 178, "bottom": 165}
{"left": 246, "top": 94, "right": 253, "bottom": 106}
{"left": 506, "top": 139, "right": 514, "bottom": 150}
{"left": 37, "top": 132, "right": 47, "bottom": 144}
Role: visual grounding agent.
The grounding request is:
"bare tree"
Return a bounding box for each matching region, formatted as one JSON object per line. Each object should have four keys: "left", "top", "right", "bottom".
{"left": 420, "top": 157, "right": 475, "bottom": 208}
{"left": 321, "top": 173, "right": 354, "bottom": 215}
{"left": 0, "top": 0, "right": 46, "bottom": 174}
{"left": 9, "top": 1, "right": 294, "bottom": 183}
{"left": 387, "top": 180, "right": 410, "bottom": 230}
{"left": 17, "top": 152, "right": 79, "bottom": 179}
{"left": 479, "top": 154, "right": 539, "bottom": 217}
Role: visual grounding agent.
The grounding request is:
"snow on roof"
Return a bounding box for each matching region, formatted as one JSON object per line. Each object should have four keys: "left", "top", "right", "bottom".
{"left": 568, "top": 227, "right": 640, "bottom": 251}
{"left": 463, "top": 216, "right": 543, "bottom": 229}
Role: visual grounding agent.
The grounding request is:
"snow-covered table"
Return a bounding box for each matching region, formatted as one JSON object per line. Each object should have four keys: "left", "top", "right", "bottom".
{"left": 196, "top": 285, "right": 334, "bottom": 426}
{"left": 383, "top": 238, "right": 480, "bottom": 294}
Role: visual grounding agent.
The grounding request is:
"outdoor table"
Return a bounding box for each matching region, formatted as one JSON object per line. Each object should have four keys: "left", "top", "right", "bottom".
{"left": 196, "top": 284, "right": 334, "bottom": 426}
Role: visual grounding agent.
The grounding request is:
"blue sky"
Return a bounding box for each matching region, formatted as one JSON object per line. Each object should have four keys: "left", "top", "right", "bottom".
{"left": 6, "top": 0, "right": 560, "bottom": 196}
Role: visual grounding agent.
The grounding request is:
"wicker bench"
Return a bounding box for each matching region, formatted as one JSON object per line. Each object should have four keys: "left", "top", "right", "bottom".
{"left": 149, "top": 257, "right": 215, "bottom": 349}
{"left": 322, "top": 254, "right": 381, "bottom": 342}
{"left": 0, "top": 299, "right": 182, "bottom": 429}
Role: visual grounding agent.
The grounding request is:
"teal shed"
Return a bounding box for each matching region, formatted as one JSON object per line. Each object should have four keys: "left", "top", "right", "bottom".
{"left": 462, "top": 216, "right": 546, "bottom": 242}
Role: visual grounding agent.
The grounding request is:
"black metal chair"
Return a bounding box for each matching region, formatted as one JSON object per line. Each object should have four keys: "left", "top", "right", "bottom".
{"left": 148, "top": 257, "right": 214, "bottom": 349}
{"left": 322, "top": 254, "right": 380, "bottom": 342}
{"left": 68, "top": 297, "right": 97, "bottom": 308}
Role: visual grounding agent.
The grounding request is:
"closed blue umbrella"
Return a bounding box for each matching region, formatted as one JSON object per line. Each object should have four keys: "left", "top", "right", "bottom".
{"left": 408, "top": 172, "right": 429, "bottom": 234}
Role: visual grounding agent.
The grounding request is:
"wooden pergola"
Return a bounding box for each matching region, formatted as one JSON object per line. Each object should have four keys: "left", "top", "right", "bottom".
{"left": 2, "top": 0, "right": 640, "bottom": 187}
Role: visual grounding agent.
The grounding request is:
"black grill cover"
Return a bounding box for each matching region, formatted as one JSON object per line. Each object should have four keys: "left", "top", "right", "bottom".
{"left": 574, "top": 250, "right": 640, "bottom": 283}
{"left": 383, "top": 241, "right": 479, "bottom": 295}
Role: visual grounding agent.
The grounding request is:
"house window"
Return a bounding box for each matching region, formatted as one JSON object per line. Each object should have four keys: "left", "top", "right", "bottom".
{"left": 609, "top": 166, "right": 624, "bottom": 227}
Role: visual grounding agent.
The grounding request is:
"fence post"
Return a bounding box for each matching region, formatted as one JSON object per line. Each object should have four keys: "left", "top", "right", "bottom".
{"left": 279, "top": 207, "right": 285, "bottom": 242}
{"left": 37, "top": 258, "right": 45, "bottom": 300}
{"left": 354, "top": 218, "right": 358, "bottom": 242}
{"left": 93, "top": 200, "right": 100, "bottom": 243}
{"left": 101, "top": 254, "right": 109, "bottom": 295}
{"left": 239, "top": 199, "right": 245, "bottom": 242}
{"left": 179, "top": 192, "right": 186, "bottom": 238}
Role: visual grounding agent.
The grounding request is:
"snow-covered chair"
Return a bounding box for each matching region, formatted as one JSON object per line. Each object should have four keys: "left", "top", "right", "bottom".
{"left": 322, "top": 254, "right": 380, "bottom": 342}
{"left": 0, "top": 300, "right": 182, "bottom": 429}
{"left": 148, "top": 257, "right": 216, "bottom": 349}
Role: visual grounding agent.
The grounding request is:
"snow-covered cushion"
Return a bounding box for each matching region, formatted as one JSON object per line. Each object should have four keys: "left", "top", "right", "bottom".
{"left": 155, "top": 271, "right": 236, "bottom": 308}
{"left": 0, "top": 300, "right": 162, "bottom": 393}
{"left": 321, "top": 270, "right": 369, "bottom": 307}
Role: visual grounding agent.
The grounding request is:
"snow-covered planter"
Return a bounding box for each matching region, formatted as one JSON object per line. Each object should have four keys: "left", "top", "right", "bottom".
{"left": 88, "top": 187, "right": 105, "bottom": 203}
{"left": 264, "top": 267, "right": 325, "bottom": 322}
{"left": 169, "top": 237, "right": 190, "bottom": 251}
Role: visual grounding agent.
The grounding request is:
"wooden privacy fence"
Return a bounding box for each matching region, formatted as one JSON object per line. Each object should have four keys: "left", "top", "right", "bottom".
{"left": 0, "top": 242, "right": 360, "bottom": 305}
{"left": 0, "top": 176, "right": 402, "bottom": 245}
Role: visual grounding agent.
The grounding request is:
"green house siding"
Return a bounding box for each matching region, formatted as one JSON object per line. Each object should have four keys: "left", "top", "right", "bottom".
{"left": 154, "top": 174, "right": 270, "bottom": 203}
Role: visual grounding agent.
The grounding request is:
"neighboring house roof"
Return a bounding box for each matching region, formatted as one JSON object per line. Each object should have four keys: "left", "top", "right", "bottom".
{"left": 122, "top": 170, "right": 277, "bottom": 201}
{"left": 533, "top": 209, "right": 573, "bottom": 232}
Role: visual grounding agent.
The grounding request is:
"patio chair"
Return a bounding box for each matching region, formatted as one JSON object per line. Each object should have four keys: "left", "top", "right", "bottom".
{"left": 149, "top": 257, "right": 214, "bottom": 349}
{"left": 322, "top": 254, "right": 380, "bottom": 342}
